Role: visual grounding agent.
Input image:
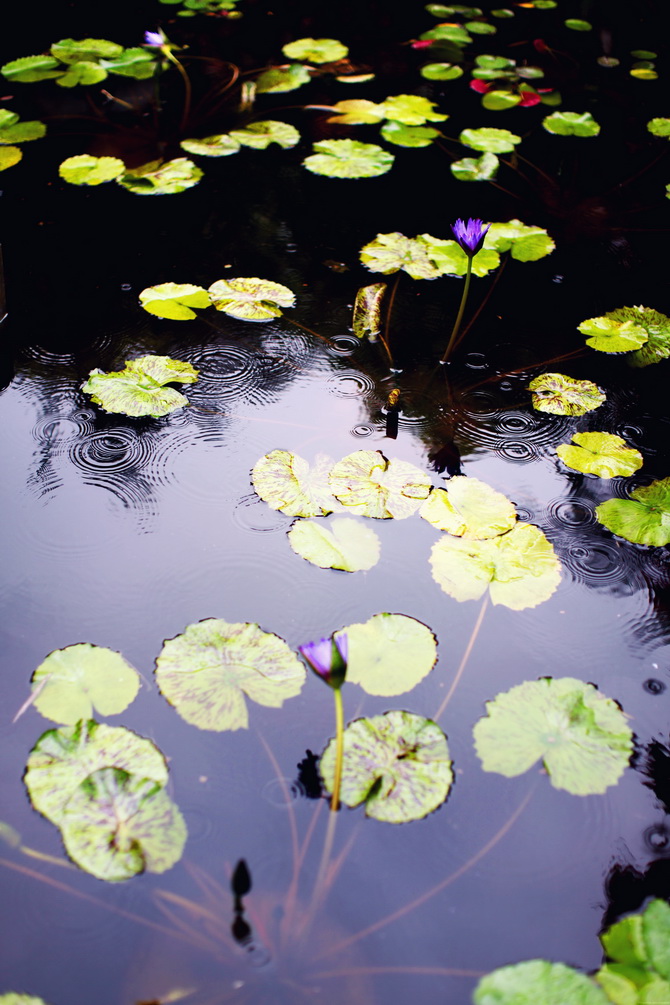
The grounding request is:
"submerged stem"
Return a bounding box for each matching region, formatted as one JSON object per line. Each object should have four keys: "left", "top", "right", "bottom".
{"left": 441, "top": 258, "right": 473, "bottom": 365}
{"left": 331, "top": 687, "right": 344, "bottom": 813}
{"left": 164, "top": 49, "right": 192, "bottom": 132}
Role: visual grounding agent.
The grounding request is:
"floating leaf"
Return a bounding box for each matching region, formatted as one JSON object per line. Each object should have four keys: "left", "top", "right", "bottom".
{"left": 353, "top": 282, "right": 386, "bottom": 340}
{"left": 155, "top": 619, "right": 306, "bottom": 731}
{"left": 208, "top": 277, "right": 295, "bottom": 320}
{"left": 303, "top": 139, "right": 394, "bottom": 178}
{"left": 281, "top": 38, "right": 348, "bottom": 64}
{"left": 139, "top": 282, "right": 211, "bottom": 320}
{"left": 380, "top": 122, "right": 440, "bottom": 147}
{"left": 474, "top": 960, "right": 611, "bottom": 1005}
{"left": 378, "top": 94, "right": 447, "bottom": 125}
{"left": 321, "top": 712, "right": 452, "bottom": 822}
{"left": 288, "top": 517, "right": 380, "bottom": 571}
{"left": 359, "top": 232, "right": 444, "bottom": 279}
{"left": 82, "top": 356, "right": 197, "bottom": 418}
{"left": 0, "top": 118, "right": 46, "bottom": 143}
{"left": 30, "top": 644, "right": 140, "bottom": 725}
{"left": 420, "top": 63, "right": 464, "bottom": 81}
{"left": 584, "top": 307, "right": 670, "bottom": 367}
{"left": 51, "top": 38, "right": 123, "bottom": 63}
{"left": 59, "top": 769, "right": 187, "bottom": 881}
{"left": 59, "top": 154, "right": 125, "bottom": 185}
{"left": 327, "top": 99, "right": 385, "bottom": 124}
{"left": 482, "top": 89, "right": 522, "bottom": 110}
{"left": 430, "top": 522, "right": 561, "bottom": 609}
{"left": 329, "top": 450, "right": 431, "bottom": 519}
{"left": 255, "top": 64, "right": 312, "bottom": 93}
{"left": 124, "top": 355, "right": 199, "bottom": 385}
{"left": 421, "top": 25, "right": 472, "bottom": 44}
{"left": 543, "top": 111, "right": 601, "bottom": 136}
{"left": 252, "top": 449, "right": 336, "bottom": 517}
{"left": 451, "top": 152, "right": 500, "bottom": 181}
{"left": 565, "top": 18, "right": 592, "bottom": 30}
{"left": 578, "top": 314, "right": 649, "bottom": 353}
{"left": 556, "top": 432, "right": 643, "bottom": 478}
{"left": 180, "top": 133, "right": 241, "bottom": 157}
{"left": 117, "top": 158, "right": 202, "bottom": 195}
{"left": 596, "top": 478, "right": 670, "bottom": 546}
{"left": 24, "top": 720, "right": 168, "bottom": 826}
{"left": 466, "top": 20, "right": 497, "bottom": 34}
{"left": 103, "top": 47, "right": 157, "bottom": 79}
{"left": 473, "top": 677, "right": 633, "bottom": 794}
{"left": 529, "top": 372, "right": 605, "bottom": 415}
{"left": 335, "top": 613, "right": 437, "bottom": 696}
{"left": 459, "top": 126, "right": 521, "bottom": 153}
{"left": 1, "top": 55, "right": 64, "bottom": 82}
{"left": 598, "top": 899, "right": 670, "bottom": 997}
{"left": 647, "top": 118, "right": 670, "bottom": 138}
{"left": 484, "top": 219, "right": 555, "bottom": 260}
{"left": 228, "top": 120, "right": 300, "bottom": 150}
{"left": 0, "top": 996, "right": 51, "bottom": 1004}
{"left": 56, "top": 61, "right": 108, "bottom": 87}
{"left": 420, "top": 235, "right": 501, "bottom": 277}
{"left": 0, "top": 146, "right": 22, "bottom": 171}
{"left": 420, "top": 477, "right": 517, "bottom": 538}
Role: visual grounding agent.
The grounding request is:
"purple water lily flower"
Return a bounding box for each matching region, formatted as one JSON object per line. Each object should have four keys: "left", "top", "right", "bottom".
{"left": 451, "top": 218, "right": 490, "bottom": 258}
{"left": 144, "top": 29, "right": 166, "bottom": 48}
{"left": 299, "top": 634, "right": 348, "bottom": 690}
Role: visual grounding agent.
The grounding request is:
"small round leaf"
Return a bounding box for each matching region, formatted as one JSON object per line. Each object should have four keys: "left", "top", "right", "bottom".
{"left": 303, "top": 139, "right": 394, "bottom": 179}
{"left": 59, "top": 154, "right": 125, "bottom": 185}
{"left": 208, "top": 277, "right": 295, "bottom": 320}
{"left": 335, "top": 613, "right": 437, "bottom": 696}
{"left": 281, "top": 38, "right": 348, "bottom": 64}
{"left": 329, "top": 450, "right": 431, "bottom": 519}
{"left": 31, "top": 644, "right": 140, "bottom": 725}
{"left": 288, "top": 517, "right": 380, "bottom": 571}
{"left": 529, "top": 372, "right": 605, "bottom": 415}
{"left": 556, "top": 432, "right": 643, "bottom": 478}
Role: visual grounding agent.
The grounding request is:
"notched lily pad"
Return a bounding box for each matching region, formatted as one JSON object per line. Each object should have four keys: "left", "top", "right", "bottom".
{"left": 327, "top": 99, "right": 385, "bottom": 125}
{"left": 329, "top": 449, "right": 431, "bottom": 519}
{"left": 556, "top": 432, "right": 643, "bottom": 478}
{"left": 459, "top": 127, "right": 521, "bottom": 153}
{"left": 320, "top": 710, "right": 453, "bottom": 822}
{"left": 578, "top": 313, "right": 649, "bottom": 353}
{"left": 378, "top": 94, "right": 447, "bottom": 125}
{"left": 380, "top": 122, "right": 440, "bottom": 147}
{"left": 543, "top": 111, "right": 600, "bottom": 136}
{"left": 82, "top": 355, "right": 198, "bottom": 417}
{"left": 420, "top": 235, "right": 501, "bottom": 277}
{"left": 208, "top": 277, "right": 295, "bottom": 320}
{"left": 647, "top": 118, "right": 670, "bottom": 138}
{"left": 228, "top": 120, "right": 300, "bottom": 150}
{"left": 0, "top": 146, "right": 22, "bottom": 170}
{"left": 255, "top": 64, "right": 311, "bottom": 93}
{"left": 282, "top": 38, "right": 348, "bottom": 64}
{"left": 139, "top": 282, "right": 211, "bottom": 320}
{"left": 59, "top": 154, "right": 125, "bottom": 185}
{"left": 596, "top": 478, "right": 670, "bottom": 546}
{"left": 180, "top": 133, "right": 241, "bottom": 157}
{"left": 31, "top": 643, "right": 140, "bottom": 725}
{"left": 420, "top": 476, "right": 517, "bottom": 538}
{"left": 473, "top": 677, "right": 633, "bottom": 795}
{"left": 117, "top": 157, "right": 202, "bottom": 195}
{"left": 529, "top": 372, "right": 605, "bottom": 415}
{"left": 288, "top": 517, "right": 380, "bottom": 571}
{"left": 484, "top": 219, "right": 555, "bottom": 261}
{"left": 580, "top": 306, "right": 670, "bottom": 367}
{"left": 359, "top": 232, "right": 444, "bottom": 279}
{"left": 353, "top": 282, "right": 386, "bottom": 340}
{"left": 474, "top": 959, "right": 610, "bottom": 1005}
{"left": 155, "top": 619, "right": 306, "bottom": 731}
{"left": 335, "top": 613, "right": 437, "bottom": 696}
{"left": 1, "top": 55, "right": 64, "bottom": 83}
{"left": 451, "top": 152, "right": 499, "bottom": 182}
{"left": 252, "top": 449, "right": 337, "bottom": 517}
{"left": 303, "top": 139, "right": 394, "bottom": 179}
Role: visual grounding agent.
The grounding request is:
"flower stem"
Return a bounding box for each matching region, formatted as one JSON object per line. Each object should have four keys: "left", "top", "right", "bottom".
{"left": 441, "top": 257, "right": 473, "bottom": 365}
{"left": 163, "top": 48, "right": 192, "bottom": 132}
{"left": 331, "top": 687, "right": 344, "bottom": 813}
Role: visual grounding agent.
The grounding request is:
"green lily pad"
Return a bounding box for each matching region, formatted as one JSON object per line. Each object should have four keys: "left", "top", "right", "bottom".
{"left": 30, "top": 644, "right": 140, "bottom": 725}
{"left": 180, "top": 133, "right": 241, "bottom": 157}
{"left": 59, "top": 154, "right": 125, "bottom": 185}
{"left": 529, "top": 372, "right": 605, "bottom": 415}
{"left": 556, "top": 432, "right": 643, "bottom": 478}
{"left": 420, "top": 235, "right": 501, "bottom": 277}
{"left": 117, "top": 157, "right": 202, "bottom": 195}
{"left": 0, "top": 996, "right": 51, "bottom": 1004}
{"left": 207, "top": 277, "right": 295, "bottom": 320}
{"left": 288, "top": 516, "right": 381, "bottom": 571}
{"left": 24, "top": 720, "right": 169, "bottom": 826}
{"left": 255, "top": 64, "right": 312, "bottom": 93}
{"left": 473, "top": 677, "right": 633, "bottom": 795}
{"left": 474, "top": 960, "right": 611, "bottom": 1005}
{"left": 599, "top": 900, "right": 670, "bottom": 990}
{"left": 466, "top": 20, "right": 497, "bottom": 34}
{"left": 51, "top": 38, "right": 123, "bottom": 63}
{"left": 421, "top": 25, "right": 472, "bottom": 44}
{"left": 303, "top": 139, "right": 394, "bottom": 178}
{"left": 155, "top": 619, "right": 306, "bottom": 731}
{"left": 329, "top": 449, "right": 431, "bottom": 519}
{"left": 482, "top": 90, "right": 522, "bottom": 110}
{"left": 420, "top": 477, "right": 517, "bottom": 538}
{"left": 596, "top": 478, "right": 670, "bottom": 546}
{"left": 139, "top": 282, "right": 211, "bottom": 320}
{"left": 565, "top": 18, "right": 592, "bottom": 30}
{"left": 647, "top": 118, "right": 670, "bottom": 138}
{"left": 60, "top": 769, "right": 187, "bottom": 881}
{"left": 335, "top": 613, "right": 437, "bottom": 696}
{"left": 359, "top": 232, "right": 445, "bottom": 279}
{"left": 82, "top": 355, "right": 198, "bottom": 417}
{"left": 353, "top": 282, "right": 386, "bottom": 340}
{"left": 459, "top": 127, "right": 521, "bottom": 153}
{"left": 228, "top": 120, "right": 300, "bottom": 150}
{"left": 484, "top": 220, "right": 555, "bottom": 261}
{"left": 327, "top": 99, "right": 385, "bottom": 124}
{"left": 451, "top": 152, "right": 500, "bottom": 181}
{"left": 378, "top": 94, "right": 447, "bottom": 125}
{"left": 578, "top": 314, "right": 649, "bottom": 353}
{"left": 1, "top": 55, "right": 64, "bottom": 83}
{"left": 430, "top": 522, "right": 561, "bottom": 609}
{"left": 103, "top": 47, "right": 157, "bottom": 79}
{"left": 585, "top": 307, "right": 670, "bottom": 367}
{"left": 0, "top": 118, "right": 46, "bottom": 143}
{"left": 380, "top": 122, "right": 440, "bottom": 147}
{"left": 282, "top": 38, "right": 348, "bottom": 63}
{"left": 252, "top": 449, "right": 337, "bottom": 517}
{"left": 56, "top": 61, "right": 108, "bottom": 87}
{"left": 320, "top": 711, "right": 452, "bottom": 823}
{"left": 0, "top": 147, "right": 22, "bottom": 170}
{"left": 420, "top": 63, "right": 464, "bottom": 81}
{"left": 543, "top": 111, "right": 601, "bottom": 136}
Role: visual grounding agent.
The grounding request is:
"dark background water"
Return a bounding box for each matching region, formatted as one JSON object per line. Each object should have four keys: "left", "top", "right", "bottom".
{"left": 1, "top": 1, "right": 670, "bottom": 1003}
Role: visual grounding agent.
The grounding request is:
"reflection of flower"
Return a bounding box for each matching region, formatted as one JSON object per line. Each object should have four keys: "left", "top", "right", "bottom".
{"left": 299, "top": 635, "right": 348, "bottom": 690}
{"left": 144, "top": 29, "right": 166, "bottom": 48}
{"left": 451, "top": 218, "right": 490, "bottom": 258}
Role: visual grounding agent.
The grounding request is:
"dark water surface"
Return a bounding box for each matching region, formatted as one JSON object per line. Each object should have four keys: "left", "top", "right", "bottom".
{"left": 1, "top": 2, "right": 670, "bottom": 1003}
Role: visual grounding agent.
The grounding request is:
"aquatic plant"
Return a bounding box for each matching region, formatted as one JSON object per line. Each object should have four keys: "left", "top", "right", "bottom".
{"left": 299, "top": 635, "right": 348, "bottom": 811}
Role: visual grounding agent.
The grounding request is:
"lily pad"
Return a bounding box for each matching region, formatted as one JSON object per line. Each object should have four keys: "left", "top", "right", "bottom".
{"left": 420, "top": 63, "right": 464, "bottom": 81}
{"left": 24, "top": 720, "right": 169, "bottom": 825}
{"left": 359, "top": 232, "right": 445, "bottom": 279}
{"left": 420, "top": 477, "right": 517, "bottom": 538}
{"left": 0, "top": 997, "right": 51, "bottom": 1004}
{"left": 155, "top": 619, "right": 306, "bottom": 731}
{"left": 420, "top": 235, "right": 501, "bottom": 277}
{"left": 474, "top": 960, "right": 611, "bottom": 1005}
{"left": 59, "top": 154, "right": 125, "bottom": 186}
{"left": 329, "top": 450, "right": 432, "bottom": 519}
{"left": 543, "top": 111, "right": 601, "bottom": 136}
{"left": 578, "top": 314, "right": 649, "bottom": 353}
{"left": 353, "top": 282, "right": 386, "bottom": 340}
{"left": 57, "top": 61, "right": 108, "bottom": 87}
{"left": 228, "top": 120, "right": 300, "bottom": 150}
{"left": 482, "top": 90, "right": 522, "bottom": 111}
{"left": 207, "top": 277, "right": 295, "bottom": 320}
{"left": 529, "top": 372, "right": 605, "bottom": 415}
{"left": 599, "top": 899, "right": 670, "bottom": 986}
{"left": 103, "top": 47, "right": 157, "bottom": 80}
{"left": 484, "top": 220, "right": 555, "bottom": 261}
{"left": 303, "top": 139, "right": 394, "bottom": 179}
{"left": 430, "top": 522, "right": 561, "bottom": 609}
{"left": 378, "top": 94, "right": 447, "bottom": 125}
{"left": 327, "top": 99, "right": 385, "bottom": 125}
{"left": 282, "top": 38, "right": 348, "bottom": 63}
{"left": 596, "top": 478, "right": 670, "bottom": 546}
{"left": 335, "top": 613, "right": 437, "bottom": 696}
{"left": 647, "top": 118, "right": 670, "bottom": 138}
{"left": 459, "top": 127, "right": 521, "bottom": 153}
{"left": 252, "top": 449, "right": 337, "bottom": 517}
{"left": 82, "top": 355, "right": 198, "bottom": 417}
{"left": 51, "top": 38, "right": 123, "bottom": 63}
{"left": 288, "top": 517, "right": 380, "bottom": 571}
{"left": 420, "top": 24, "right": 472, "bottom": 44}
{"left": 0, "top": 118, "right": 46, "bottom": 143}
{"left": 60, "top": 768, "right": 187, "bottom": 881}
{"left": 139, "top": 282, "right": 211, "bottom": 320}
{"left": 556, "top": 432, "right": 643, "bottom": 478}
{"left": 30, "top": 644, "right": 140, "bottom": 725}
{"left": 582, "top": 307, "right": 670, "bottom": 367}
{"left": 180, "top": 133, "right": 241, "bottom": 157}
{"left": 380, "top": 122, "right": 440, "bottom": 147}
{"left": 255, "top": 64, "right": 312, "bottom": 93}
{"left": 1, "top": 55, "right": 64, "bottom": 83}
{"left": 451, "top": 152, "right": 500, "bottom": 182}
{"left": 320, "top": 711, "right": 452, "bottom": 822}
{"left": 117, "top": 158, "right": 202, "bottom": 195}
{"left": 0, "top": 147, "right": 22, "bottom": 171}
{"left": 124, "top": 355, "right": 199, "bottom": 385}
{"left": 472, "top": 677, "right": 633, "bottom": 795}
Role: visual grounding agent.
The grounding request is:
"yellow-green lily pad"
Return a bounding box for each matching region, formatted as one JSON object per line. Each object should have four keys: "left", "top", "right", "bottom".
{"left": 329, "top": 449, "right": 432, "bottom": 519}
{"left": 360, "top": 232, "right": 445, "bottom": 279}
{"left": 578, "top": 314, "right": 649, "bottom": 353}
{"left": 543, "top": 111, "right": 601, "bottom": 136}
{"left": 208, "top": 277, "right": 296, "bottom": 320}
{"left": 139, "top": 282, "right": 211, "bottom": 320}
{"left": 303, "top": 140, "right": 394, "bottom": 179}
{"left": 117, "top": 157, "right": 202, "bottom": 195}
{"left": 180, "top": 134, "right": 241, "bottom": 157}
{"left": 529, "top": 372, "right": 605, "bottom": 416}
{"left": 335, "top": 612, "right": 437, "bottom": 696}
{"left": 419, "top": 476, "right": 517, "bottom": 538}
{"left": 30, "top": 643, "right": 140, "bottom": 725}
{"left": 252, "top": 449, "right": 337, "bottom": 517}
{"left": 474, "top": 960, "right": 611, "bottom": 1005}
{"left": 596, "top": 477, "right": 670, "bottom": 546}
{"left": 228, "top": 120, "right": 300, "bottom": 150}
{"left": 556, "top": 432, "right": 643, "bottom": 478}
{"left": 59, "top": 154, "right": 125, "bottom": 185}
{"left": 282, "top": 37, "right": 348, "bottom": 63}
{"left": 484, "top": 219, "right": 555, "bottom": 261}
{"left": 288, "top": 517, "right": 381, "bottom": 571}
{"left": 82, "top": 355, "right": 198, "bottom": 417}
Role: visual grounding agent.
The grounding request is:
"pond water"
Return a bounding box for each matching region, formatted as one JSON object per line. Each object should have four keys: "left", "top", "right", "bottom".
{"left": 1, "top": 2, "right": 670, "bottom": 1003}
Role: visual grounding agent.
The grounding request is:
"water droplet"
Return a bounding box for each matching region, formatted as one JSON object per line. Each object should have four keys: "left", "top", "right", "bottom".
{"left": 644, "top": 824, "right": 669, "bottom": 851}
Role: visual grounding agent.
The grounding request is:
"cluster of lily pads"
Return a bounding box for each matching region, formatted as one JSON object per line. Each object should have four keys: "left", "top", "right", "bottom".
{"left": 1, "top": 36, "right": 158, "bottom": 87}
{"left": 0, "top": 109, "right": 46, "bottom": 174}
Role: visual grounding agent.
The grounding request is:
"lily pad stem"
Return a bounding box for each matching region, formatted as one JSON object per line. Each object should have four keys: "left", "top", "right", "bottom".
{"left": 163, "top": 48, "right": 192, "bottom": 132}
{"left": 331, "top": 687, "right": 344, "bottom": 813}
{"left": 441, "top": 257, "right": 472, "bottom": 364}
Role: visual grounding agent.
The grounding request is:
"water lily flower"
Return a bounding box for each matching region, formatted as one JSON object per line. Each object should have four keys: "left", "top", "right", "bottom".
{"left": 144, "top": 29, "right": 167, "bottom": 48}
{"left": 451, "top": 218, "right": 490, "bottom": 258}
{"left": 470, "top": 79, "right": 492, "bottom": 94}
{"left": 299, "top": 634, "right": 348, "bottom": 690}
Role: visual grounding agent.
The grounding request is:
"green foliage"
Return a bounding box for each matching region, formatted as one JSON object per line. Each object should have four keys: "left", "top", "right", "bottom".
{"left": 159, "top": 0, "right": 243, "bottom": 16}
{"left": 0, "top": 146, "right": 22, "bottom": 171}
{"left": 1, "top": 55, "right": 63, "bottom": 82}
{"left": 30, "top": 644, "right": 140, "bottom": 725}
{"left": 256, "top": 63, "right": 312, "bottom": 93}
{"left": 281, "top": 38, "right": 348, "bottom": 64}
{"left": 327, "top": 99, "right": 385, "bottom": 124}
{"left": 380, "top": 122, "right": 440, "bottom": 147}
{"left": 596, "top": 478, "right": 670, "bottom": 546}
{"left": 0, "top": 995, "right": 51, "bottom": 1004}
{"left": 543, "top": 111, "right": 601, "bottom": 136}
{"left": 420, "top": 62, "right": 464, "bottom": 81}
{"left": 556, "top": 432, "right": 643, "bottom": 478}
{"left": 335, "top": 613, "right": 437, "bottom": 697}
{"left": 484, "top": 220, "right": 555, "bottom": 260}
{"left": 420, "top": 476, "right": 517, "bottom": 538}
{"left": 0, "top": 110, "right": 46, "bottom": 144}
{"left": 473, "top": 677, "right": 633, "bottom": 794}
{"left": 208, "top": 277, "right": 296, "bottom": 320}
{"left": 320, "top": 711, "right": 453, "bottom": 822}
{"left": 647, "top": 118, "right": 670, "bottom": 138}
{"left": 252, "top": 450, "right": 337, "bottom": 517}
{"left": 578, "top": 315, "right": 649, "bottom": 353}
{"left": 288, "top": 516, "right": 381, "bottom": 571}
{"left": 360, "top": 231, "right": 500, "bottom": 278}
{"left": 154, "top": 619, "right": 306, "bottom": 731}
{"left": 180, "top": 134, "right": 241, "bottom": 157}
{"left": 378, "top": 94, "right": 447, "bottom": 125}
{"left": 420, "top": 25, "right": 473, "bottom": 44}
{"left": 579, "top": 307, "right": 670, "bottom": 366}
{"left": 482, "top": 90, "right": 522, "bottom": 110}
{"left": 529, "top": 373, "right": 605, "bottom": 415}
{"left": 59, "top": 154, "right": 125, "bottom": 186}
{"left": 228, "top": 120, "right": 300, "bottom": 149}
{"left": 82, "top": 355, "right": 199, "bottom": 417}
{"left": 596, "top": 900, "right": 670, "bottom": 1002}
{"left": 353, "top": 282, "right": 386, "bottom": 340}
{"left": 116, "top": 158, "right": 203, "bottom": 195}
{"left": 303, "top": 139, "right": 395, "bottom": 178}
{"left": 564, "top": 18, "right": 592, "bottom": 30}
{"left": 474, "top": 960, "right": 610, "bottom": 1004}
{"left": 459, "top": 127, "right": 521, "bottom": 153}
{"left": 139, "top": 282, "right": 211, "bottom": 320}
{"left": 1, "top": 39, "right": 158, "bottom": 86}
{"left": 451, "top": 152, "right": 500, "bottom": 181}
{"left": 329, "top": 449, "right": 431, "bottom": 519}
